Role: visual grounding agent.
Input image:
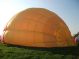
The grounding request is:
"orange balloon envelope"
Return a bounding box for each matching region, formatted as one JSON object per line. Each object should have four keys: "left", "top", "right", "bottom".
{"left": 3, "top": 8, "right": 75, "bottom": 48}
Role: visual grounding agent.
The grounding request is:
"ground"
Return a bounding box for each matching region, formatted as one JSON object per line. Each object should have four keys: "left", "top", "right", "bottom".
{"left": 0, "top": 43, "right": 79, "bottom": 59}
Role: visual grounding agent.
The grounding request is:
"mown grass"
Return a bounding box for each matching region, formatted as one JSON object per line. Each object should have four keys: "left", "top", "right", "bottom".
{"left": 0, "top": 43, "right": 79, "bottom": 59}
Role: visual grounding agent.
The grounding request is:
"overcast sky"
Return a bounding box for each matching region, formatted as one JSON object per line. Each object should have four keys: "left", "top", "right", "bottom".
{"left": 0, "top": 0, "right": 79, "bottom": 35}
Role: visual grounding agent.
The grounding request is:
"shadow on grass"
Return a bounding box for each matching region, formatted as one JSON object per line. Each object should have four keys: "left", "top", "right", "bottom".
{"left": 7, "top": 44, "right": 79, "bottom": 56}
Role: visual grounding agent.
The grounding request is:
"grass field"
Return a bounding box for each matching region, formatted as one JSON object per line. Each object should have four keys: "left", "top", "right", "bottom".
{"left": 0, "top": 43, "right": 79, "bottom": 59}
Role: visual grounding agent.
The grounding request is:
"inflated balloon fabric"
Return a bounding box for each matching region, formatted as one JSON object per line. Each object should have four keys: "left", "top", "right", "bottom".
{"left": 3, "top": 8, "right": 75, "bottom": 47}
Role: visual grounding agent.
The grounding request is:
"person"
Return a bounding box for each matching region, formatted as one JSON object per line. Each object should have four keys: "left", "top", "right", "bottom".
{"left": 74, "top": 32, "right": 79, "bottom": 46}
{"left": 0, "top": 35, "right": 1, "bottom": 42}
{"left": 75, "top": 35, "right": 79, "bottom": 46}
{"left": 0, "top": 35, "right": 3, "bottom": 43}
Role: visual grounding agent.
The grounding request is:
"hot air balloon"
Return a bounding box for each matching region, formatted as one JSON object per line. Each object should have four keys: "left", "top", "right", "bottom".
{"left": 3, "top": 8, "right": 75, "bottom": 48}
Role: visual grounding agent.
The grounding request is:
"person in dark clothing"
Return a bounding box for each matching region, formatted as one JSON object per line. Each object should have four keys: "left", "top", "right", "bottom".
{"left": 74, "top": 32, "right": 79, "bottom": 46}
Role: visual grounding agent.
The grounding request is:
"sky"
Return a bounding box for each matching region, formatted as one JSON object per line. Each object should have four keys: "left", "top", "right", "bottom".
{"left": 0, "top": 0, "right": 79, "bottom": 35}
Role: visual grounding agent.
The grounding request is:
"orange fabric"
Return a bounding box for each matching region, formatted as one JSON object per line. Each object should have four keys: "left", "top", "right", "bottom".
{"left": 3, "top": 8, "right": 75, "bottom": 47}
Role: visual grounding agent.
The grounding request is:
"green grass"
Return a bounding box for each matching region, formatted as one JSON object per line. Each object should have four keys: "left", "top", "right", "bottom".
{"left": 0, "top": 43, "right": 79, "bottom": 59}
